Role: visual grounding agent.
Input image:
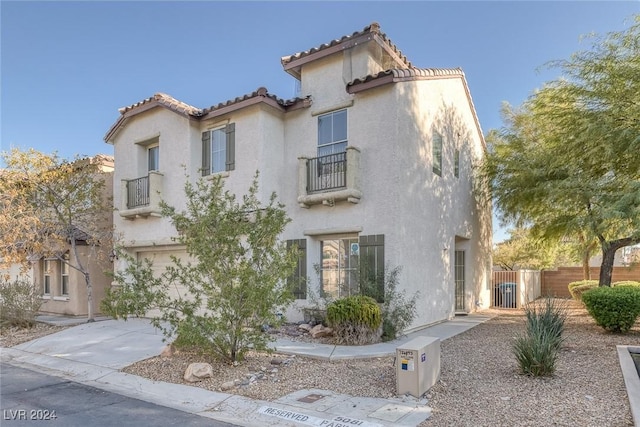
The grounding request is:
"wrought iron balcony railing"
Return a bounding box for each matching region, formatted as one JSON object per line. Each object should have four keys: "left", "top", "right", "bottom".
{"left": 126, "top": 175, "right": 149, "bottom": 209}
{"left": 306, "top": 152, "right": 347, "bottom": 193}
{"left": 297, "top": 146, "right": 361, "bottom": 208}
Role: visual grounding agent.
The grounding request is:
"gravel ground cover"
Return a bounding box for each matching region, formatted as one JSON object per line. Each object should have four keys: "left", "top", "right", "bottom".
{"left": 1, "top": 323, "right": 67, "bottom": 347}
{"left": 4, "top": 300, "right": 639, "bottom": 426}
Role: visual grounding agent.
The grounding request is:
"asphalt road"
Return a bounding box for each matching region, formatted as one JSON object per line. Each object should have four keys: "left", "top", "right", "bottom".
{"left": 0, "top": 363, "right": 238, "bottom": 427}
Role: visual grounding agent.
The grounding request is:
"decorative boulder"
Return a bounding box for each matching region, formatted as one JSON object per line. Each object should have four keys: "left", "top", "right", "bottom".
{"left": 298, "top": 323, "right": 312, "bottom": 332}
{"left": 310, "top": 324, "right": 334, "bottom": 338}
{"left": 183, "top": 362, "right": 214, "bottom": 383}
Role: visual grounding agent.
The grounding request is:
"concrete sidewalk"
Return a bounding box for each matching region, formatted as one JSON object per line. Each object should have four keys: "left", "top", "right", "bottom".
{"left": 1, "top": 313, "right": 492, "bottom": 427}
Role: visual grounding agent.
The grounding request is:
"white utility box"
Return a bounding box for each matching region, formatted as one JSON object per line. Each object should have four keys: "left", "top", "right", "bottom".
{"left": 396, "top": 336, "right": 440, "bottom": 397}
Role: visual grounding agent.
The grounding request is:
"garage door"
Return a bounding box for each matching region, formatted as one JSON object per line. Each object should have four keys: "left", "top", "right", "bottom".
{"left": 137, "top": 249, "right": 189, "bottom": 318}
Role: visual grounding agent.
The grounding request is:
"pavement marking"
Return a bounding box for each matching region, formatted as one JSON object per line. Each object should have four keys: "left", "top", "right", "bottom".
{"left": 257, "top": 406, "right": 383, "bottom": 427}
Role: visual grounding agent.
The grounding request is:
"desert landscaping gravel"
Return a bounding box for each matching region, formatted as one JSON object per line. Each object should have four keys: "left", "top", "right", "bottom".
{"left": 4, "top": 300, "right": 639, "bottom": 426}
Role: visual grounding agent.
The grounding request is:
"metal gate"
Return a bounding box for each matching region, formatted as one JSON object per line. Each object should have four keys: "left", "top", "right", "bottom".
{"left": 491, "top": 270, "right": 541, "bottom": 309}
{"left": 492, "top": 270, "right": 518, "bottom": 309}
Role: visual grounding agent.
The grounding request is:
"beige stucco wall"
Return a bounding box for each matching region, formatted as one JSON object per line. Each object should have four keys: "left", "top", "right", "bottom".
{"left": 279, "top": 75, "right": 491, "bottom": 328}
{"left": 36, "top": 245, "right": 111, "bottom": 317}
{"left": 108, "top": 44, "right": 491, "bottom": 331}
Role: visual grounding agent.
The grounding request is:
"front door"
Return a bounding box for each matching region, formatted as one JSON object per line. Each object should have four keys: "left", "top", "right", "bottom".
{"left": 455, "top": 250, "right": 465, "bottom": 311}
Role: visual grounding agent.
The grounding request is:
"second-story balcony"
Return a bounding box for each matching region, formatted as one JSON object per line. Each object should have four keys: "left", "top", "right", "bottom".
{"left": 297, "top": 146, "right": 361, "bottom": 208}
{"left": 119, "top": 171, "right": 163, "bottom": 219}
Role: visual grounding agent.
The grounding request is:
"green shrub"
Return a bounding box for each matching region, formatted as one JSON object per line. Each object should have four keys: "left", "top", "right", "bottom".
{"left": 612, "top": 281, "right": 640, "bottom": 288}
{"left": 512, "top": 297, "right": 567, "bottom": 376}
{"left": 524, "top": 297, "right": 567, "bottom": 348}
{"left": 513, "top": 328, "right": 561, "bottom": 376}
{"left": 326, "top": 295, "right": 382, "bottom": 345}
{"left": 102, "top": 176, "right": 297, "bottom": 362}
{"left": 582, "top": 286, "right": 640, "bottom": 333}
{"left": 0, "top": 279, "right": 43, "bottom": 328}
{"left": 568, "top": 280, "right": 599, "bottom": 301}
{"left": 362, "top": 266, "right": 418, "bottom": 342}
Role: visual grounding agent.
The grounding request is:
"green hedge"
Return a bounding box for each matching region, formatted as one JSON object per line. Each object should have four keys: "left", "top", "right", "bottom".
{"left": 582, "top": 286, "right": 640, "bottom": 333}
{"left": 568, "top": 280, "right": 599, "bottom": 291}
{"left": 612, "top": 281, "right": 640, "bottom": 288}
{"left": 326, "top": 295, "right": 382, "bottom": 345}
{"left": 568, "top": 280, "right": 599, "bottom": 302}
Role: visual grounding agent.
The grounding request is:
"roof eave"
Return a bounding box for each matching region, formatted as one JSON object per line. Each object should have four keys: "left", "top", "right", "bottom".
{"left": 104, "top": 100, "right": 196, "bottom": 143}
{"left": 282, "top": 32, "right": 376, "bottom": 79}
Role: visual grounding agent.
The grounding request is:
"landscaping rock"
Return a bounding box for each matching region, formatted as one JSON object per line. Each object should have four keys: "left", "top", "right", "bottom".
{"left": 183, "top": 362, "right": 214, "bottom": 382}
{"left": 298, "top": 323, "right": 312, "bottom": 332}
{"left": 310, "top": 324, "right": 334, "bottom": 338}
{"left": 220, "top": 381, "right": 236, "bottom": 391}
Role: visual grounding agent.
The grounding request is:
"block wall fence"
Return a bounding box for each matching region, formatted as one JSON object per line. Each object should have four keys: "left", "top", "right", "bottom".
{"left": 540, "top": 265, "right": 640, "bottom": 298}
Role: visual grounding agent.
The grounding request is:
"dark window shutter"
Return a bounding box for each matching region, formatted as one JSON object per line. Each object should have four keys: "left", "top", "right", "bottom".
{"left": 287, "top": 239, "right": 307, "bottom": 299}
{"left": 201, "top": 131, "right": 211, "bottom": 176}
{"left": 225, "top": 123, "right": 235, "bottom": 171}
{"left": 359, "top": 234, "right": 385, "bottom": 302}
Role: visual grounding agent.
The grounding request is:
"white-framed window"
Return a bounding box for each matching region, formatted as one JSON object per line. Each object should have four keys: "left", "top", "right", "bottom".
{"left": 318, "top": 109, "right": 347, "bottom": 157}
{"left": 433, "top": 131, "right": 443, "bottom": 176}
{"left": 43, "top": 259, "right": 52, "bottom": 295}
{"left": 201, "top": 123, "right": 235, "bottom": 176}
{"left": 210, "top": 127, "right": 227, "bottom": 174}
{"left": 61, "top": 254, "right": 69, "bottom": 296}
{"left": 148, "top": 144, "right": 159, "bottom": 172}
{"left": 320, "top": 237, "right": 359, "bottom": 299}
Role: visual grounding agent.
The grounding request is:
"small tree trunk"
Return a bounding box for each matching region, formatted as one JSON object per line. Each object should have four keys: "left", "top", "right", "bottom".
{"left": 582, "top": 253, "right": 590, "bottom": 280}
{"left": 597, "top": 236, "right": 639, "bottom": 287}
{"left": 598, "top": 247, "right": 615, "bottom": 287}
{"left": 85, "top": 272, "right": 95, "bottom": 322}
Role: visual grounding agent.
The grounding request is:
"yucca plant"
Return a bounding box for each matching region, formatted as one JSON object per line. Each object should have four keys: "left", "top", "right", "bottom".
{"left": 513, "top": 297, "right": 567, "bottom": 376}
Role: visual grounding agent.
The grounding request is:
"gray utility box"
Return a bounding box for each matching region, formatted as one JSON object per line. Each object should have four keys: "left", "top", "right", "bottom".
{"left": 396, "top": 336, "right": 440, "bottom": 397}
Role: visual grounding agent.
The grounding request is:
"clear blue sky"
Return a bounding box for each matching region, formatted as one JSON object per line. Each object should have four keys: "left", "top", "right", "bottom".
{"left": 2, "top": 1, "right": 638, "bottom": 242}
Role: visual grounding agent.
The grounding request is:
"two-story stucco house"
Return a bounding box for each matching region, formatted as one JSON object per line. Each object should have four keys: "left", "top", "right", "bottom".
{"left": 105, "top": 23, "right": 492, "bottom": 331}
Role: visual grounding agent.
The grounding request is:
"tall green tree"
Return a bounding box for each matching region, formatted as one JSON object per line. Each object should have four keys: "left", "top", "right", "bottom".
{"left": 485, "top": 16, "right": 640, "bottom": 286}
{"left": 493, "top": 227, "right": 573, "bottom": 271}
{"left": 102, "top": 174, "right": 298, "bottom": 362}
{"left": 0, "top": 148, "right": 113, "bottom": 320}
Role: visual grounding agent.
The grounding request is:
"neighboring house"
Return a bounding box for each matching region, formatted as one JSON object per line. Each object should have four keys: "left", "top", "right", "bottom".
{"left": 14, "top": 155, "right": 115, "bottom": 317}
{"left": 0, "top": 260, "right": 33, "bottom": 283}
{"left": 104, "top": 23, "right": 492, "bottom": 331}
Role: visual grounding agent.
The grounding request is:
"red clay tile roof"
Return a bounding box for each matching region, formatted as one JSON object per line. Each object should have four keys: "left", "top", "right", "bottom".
{"left": 281, "top": 22, "right": 412, "bottom": 78}
{"left": 105, "top": 88, "right": 310, "bottom": 142}
{"left": 347, "top": 67, "right": 466, "bottom": 91}
{"left": 118, "top": 92, "right": 203, "bottom": 116}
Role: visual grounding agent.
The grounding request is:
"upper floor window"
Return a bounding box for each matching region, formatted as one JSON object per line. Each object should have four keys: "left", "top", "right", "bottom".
{"left": 148, "top": 145, "right": 159, "bottom": 172}
{"left": 433, "top": 131, "right": 443, "bottom": 176}
{"left": 202, "top": 123, "right": 235, "bottom": 176}
{"left": 318, "top": 110, "right": 347, "bottom": 157}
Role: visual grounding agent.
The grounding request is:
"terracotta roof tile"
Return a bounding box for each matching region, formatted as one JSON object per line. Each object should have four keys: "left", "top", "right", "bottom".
{"left": 105, "top": 88, "right": 310, "bottom": 142}
{"left": 201, "top": 87, "right": 307, "bottom": 115}
{"left": 118, "top": 92, "right": 203, "bottom": 117}
{"left": 281, "top": 22, "right": 412, "bottom": 69}
{"left": 347, "top": 67, "right": 465, "bottom": 88}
